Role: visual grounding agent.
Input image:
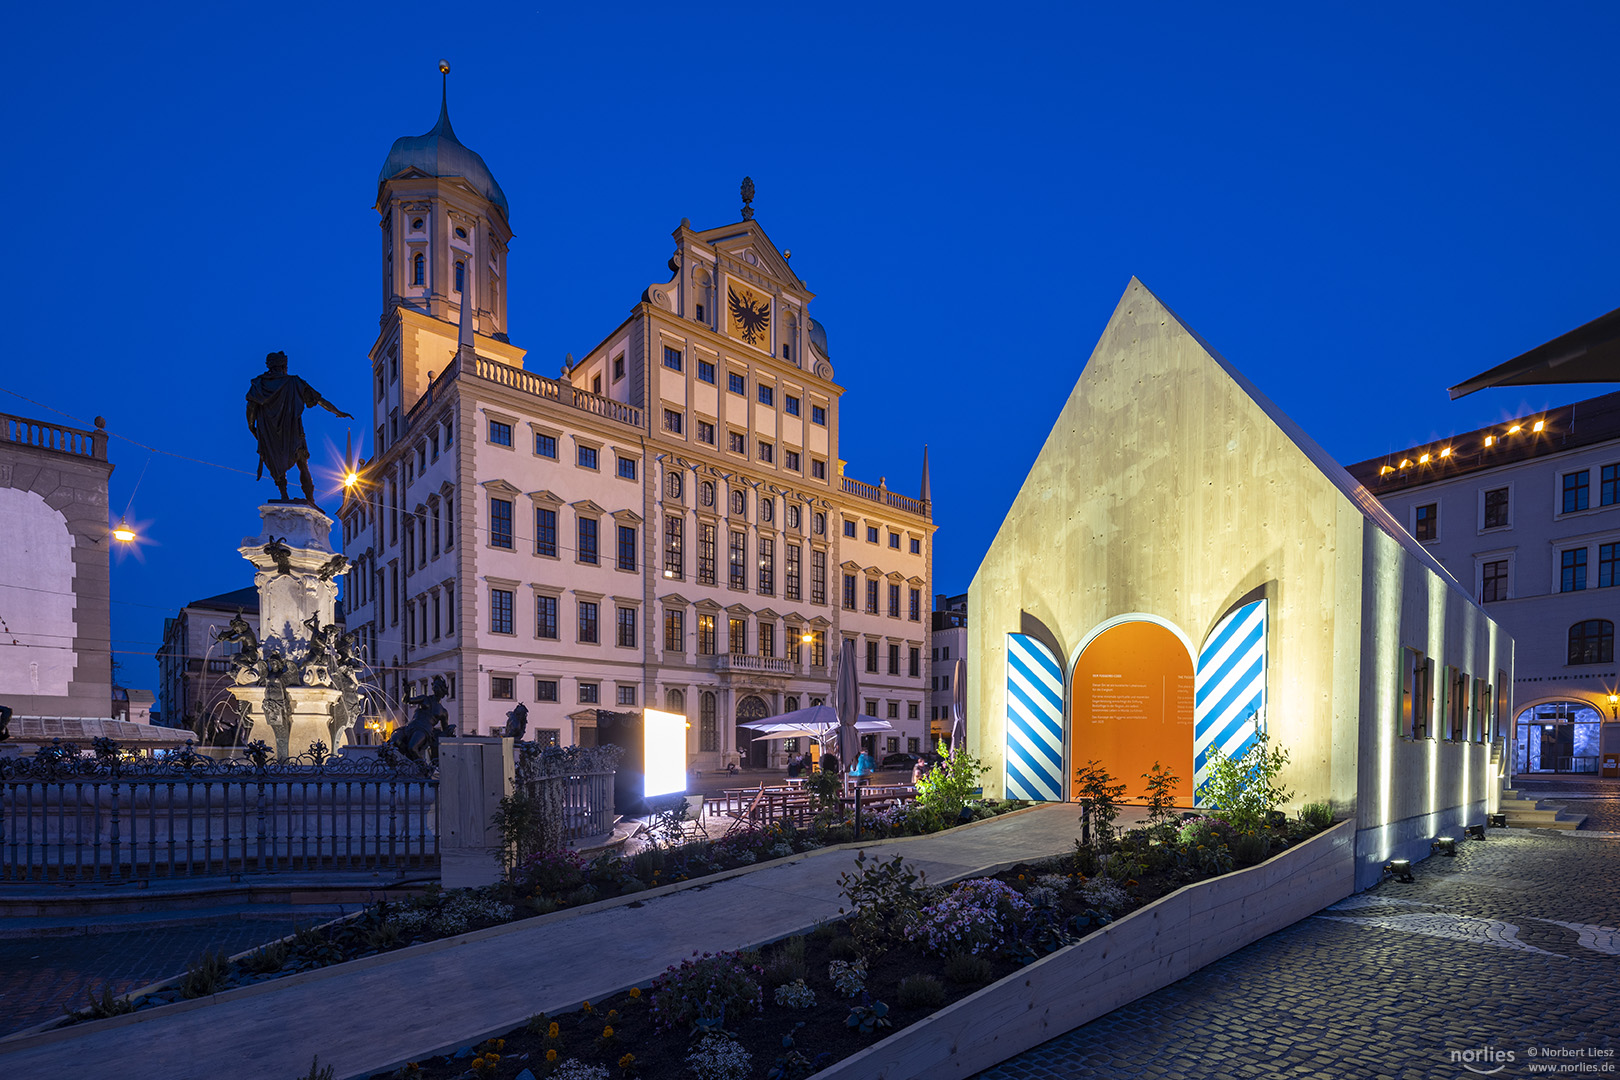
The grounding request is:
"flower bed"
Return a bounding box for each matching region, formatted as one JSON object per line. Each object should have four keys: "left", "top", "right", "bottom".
{"left": 384, "top": 806, "right": 1341, "bottom": 1080}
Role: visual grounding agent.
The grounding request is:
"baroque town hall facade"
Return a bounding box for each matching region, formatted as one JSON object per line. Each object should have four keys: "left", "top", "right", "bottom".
{"left": 338, "top": 87, "right": 934, "bottom": 768}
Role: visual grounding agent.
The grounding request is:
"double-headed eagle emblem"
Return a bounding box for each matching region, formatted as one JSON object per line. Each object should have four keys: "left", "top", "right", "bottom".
{"left": 728, "top": 286, "right": 771, "bottom": 345}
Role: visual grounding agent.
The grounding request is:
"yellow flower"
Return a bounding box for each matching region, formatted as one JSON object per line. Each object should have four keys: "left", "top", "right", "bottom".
{"left": 471, "top": 1058, "right": 485, "bottom": 1069}
{"left": 607, "top": 1009, "right": 619, "bottom": 1020}
{"left": 583, "top": 1000, "right": 593, "bottom": 1013}
{"left": 603, "top": 1025, "right": 614, "bottom": 1038}
{"left": 619, "top": 1053, "right": 636, "bottom": 1068}
{"left": 547, "top": 1022, "right": 560, "bottom": 1039}
{"left": 547, "top": 1049, "right": 558, "bottom": 1062}
{"left": 628, "top": 987, "right": 641, "bottom": 1000}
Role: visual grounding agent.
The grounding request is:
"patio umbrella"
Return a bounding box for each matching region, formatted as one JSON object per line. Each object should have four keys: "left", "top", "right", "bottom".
{"left": 950, "top": 656, "right": 967, "bottom": 749}
{"left": 835, "top": 637, "right": 860, "bottom": 769}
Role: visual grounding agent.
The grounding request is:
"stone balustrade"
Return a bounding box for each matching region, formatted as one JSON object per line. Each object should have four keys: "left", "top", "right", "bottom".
{"left": 840, "top": 474, "right": 928, "bottom": 517}
{"left": 1, "top": 412, "right": 107, "bottom": 461}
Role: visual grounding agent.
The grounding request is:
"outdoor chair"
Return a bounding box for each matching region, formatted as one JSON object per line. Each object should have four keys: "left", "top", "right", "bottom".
{"left": 677, "top": 794, "right": 708, "bottom": 842}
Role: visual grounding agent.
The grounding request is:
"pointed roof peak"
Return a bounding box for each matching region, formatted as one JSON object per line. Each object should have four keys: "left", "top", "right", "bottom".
{"left": 376, "top": 61, "right": 507, "bottom": 217}
{"left": 920, "top": 444, "right": 931, "bottom": 505}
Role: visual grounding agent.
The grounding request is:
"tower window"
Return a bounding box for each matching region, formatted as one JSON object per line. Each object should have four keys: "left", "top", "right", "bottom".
{"left": 412, "top": 252, "right": 424, "bottom": 286}
{"left": 411, "top": 217, "right": 424, "bottom": 230}
{"left": 454, "top": 261, "right": 465, "bottom": 294}
{"left": 695, "top": 303, "right": 706, "bottom": 323}
{"left": 455, "top": 226, "right": 467, "bottom": 239}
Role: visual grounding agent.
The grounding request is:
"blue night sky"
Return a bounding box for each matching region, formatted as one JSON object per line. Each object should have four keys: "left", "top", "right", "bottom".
{"left": 6, "top": 4, "right": 1620, "bottom": 694}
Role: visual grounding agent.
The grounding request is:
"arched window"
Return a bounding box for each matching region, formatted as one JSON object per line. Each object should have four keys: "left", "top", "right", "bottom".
{"left": 454, "top": 260, "right": 465, "bottom": 294}
{"left": 700, "top": 692, "right": 718, "bottom": 751}
{"left": 1568, "top": 620, "right": 1613, "bottom": 665}
{"left": 760, "top": 498, "right": 773, "bottom": 523}
{"left": 786, "top": 505, "right": 800, "bottom": 529}
{"left": 785, "top": 695, "right": 800, "bottom": 712}
{"left": 666, "top": 472, "right": 683, "bottom": 500}
{"left": 412, "top": 252, "right": 425, "bottom": 286}
{"left": 700, "top": 481, "right": 715, "bottom": 507}
{"left": 666, "top": 687, "right": 686, "bottom": 714}
{"left": 730, "top": 490, "right": 746, "bottom": 516}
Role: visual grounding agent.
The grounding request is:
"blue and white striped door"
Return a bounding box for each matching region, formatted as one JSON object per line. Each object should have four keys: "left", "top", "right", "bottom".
{"left": 1005, "top": 633, "right": 1065, "bottom": 801}
{"left": 1193, "top": 599, "right": 1267, "bottom": 803}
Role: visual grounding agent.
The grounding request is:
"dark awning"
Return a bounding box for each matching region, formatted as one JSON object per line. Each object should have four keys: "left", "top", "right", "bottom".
{"left": 1449, "top": 305, "right": 1620, "bottom": 399}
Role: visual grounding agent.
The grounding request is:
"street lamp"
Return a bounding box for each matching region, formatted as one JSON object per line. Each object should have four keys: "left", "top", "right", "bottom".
{"left": 1608, "top": 692, "right": 1617, "bottom": 721}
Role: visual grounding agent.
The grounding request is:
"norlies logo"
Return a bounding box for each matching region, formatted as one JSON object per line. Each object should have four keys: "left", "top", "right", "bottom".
{"left": 1451, "top": 1047, "right": 1516, "bottom": 1075}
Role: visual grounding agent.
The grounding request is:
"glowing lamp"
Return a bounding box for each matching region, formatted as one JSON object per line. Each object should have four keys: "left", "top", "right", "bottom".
{"left": 1532, "top": 420, "right": 1545, "bottom": 432}
{"left": 343, "top": 471, "right": 360, "bottom": 489}
{"left": 1398, "top": 458, "right": 1412, "bottom": 469}
{"left": 1508, "top": 424, "right": 1522, "bottom": 434}
{"left": 1609, "top": 693, "right": 1617, "bottom": 707}
{"left": 1384, "top": 858, "right": 1415, "bottom": 882}
{"left": 1419, "top": 453, "right": 1431, "bottom": 464}
{"left": 1379, "top": 465, "right": 1394, "bottom": 476}
{"left": 112, "top": 522, "right": 137, "bottom": 543}
{"left": 1484, "top": 435, "right": 1495, "bottom": 447}
{"left": 1432, "top": 836, "right": 1457, "bottom": 857}
{"left": 1439, "top": 447, "right": 1452, "bottom": 458}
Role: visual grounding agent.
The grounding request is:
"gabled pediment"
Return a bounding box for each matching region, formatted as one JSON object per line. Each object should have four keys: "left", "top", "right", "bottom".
{"left": 482, "top": 479, "right": 522, "bottom": 497}
{"left": 700, "top": 220, "right": 804, "bottom": 291}
{"left": 695, "top": 598, "right": 723, "bottom": 612}
{"left": 528, "top": 489, "right": 564, "bottom": 506}
{"left": 611, "top": 508, "right": 644, "bottom": 525}
{"left": 572, "top": 499, "right": 606, "bottom": 514}
{"left": 725, "top": 602, "right": 753, "bottom": 616}
{"left": 661, "top": 593, "right": 691, "bottom": 607}
{"left": 754, "top": 607, "right": 782, "bottom": 621}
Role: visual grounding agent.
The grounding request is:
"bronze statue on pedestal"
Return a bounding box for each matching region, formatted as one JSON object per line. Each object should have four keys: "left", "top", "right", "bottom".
{"left": 245, "top": 351, "right": 352, "bottom": 504}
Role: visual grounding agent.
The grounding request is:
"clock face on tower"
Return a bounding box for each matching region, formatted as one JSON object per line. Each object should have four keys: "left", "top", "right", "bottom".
{"left": 726, "top": 281, "right": 771, "bottom": 347}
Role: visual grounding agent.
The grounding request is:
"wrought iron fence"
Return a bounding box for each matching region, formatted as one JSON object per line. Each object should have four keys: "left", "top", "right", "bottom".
{"left": 0, "top": 741, "right": 438, "bottom": 882}
{"left": 517, "top": 771, "right": 616, "bottom": 845}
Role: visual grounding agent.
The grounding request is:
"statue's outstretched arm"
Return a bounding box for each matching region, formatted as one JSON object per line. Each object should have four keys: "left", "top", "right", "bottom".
{"left": 317, "top": 395, "right": 353, "bottom": 420}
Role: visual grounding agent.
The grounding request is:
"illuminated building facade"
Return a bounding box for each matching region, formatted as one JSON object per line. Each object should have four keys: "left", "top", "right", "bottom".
{"left": 970, "top": 280, "right": 1509, "bottom": 888}
{"left": 1346, "top": 390, "right": 1620, "bottom": 778}
{"left": 155, "top": 586, "right": 261, "bottom": 737}
{"left": 338, "top": 86, "right": 934, "bottom": 769}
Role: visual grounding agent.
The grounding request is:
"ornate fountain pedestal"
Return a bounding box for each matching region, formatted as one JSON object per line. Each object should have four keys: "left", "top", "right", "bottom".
{"left": 226, "top": 504, "right": 360, "bottom": 760}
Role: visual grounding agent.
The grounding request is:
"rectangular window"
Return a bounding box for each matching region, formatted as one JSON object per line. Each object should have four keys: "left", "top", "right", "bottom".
{"left": 759, "top": 621, "right": 775, "bottom": 658}
{"left": 536, "top": 507, "right": 557, "bottom": 556}
{"left": 698, "top": 522, "right": 717, "bottom": 585}
{"left": 887, "top": 704, "right": 899, "bottom": 722}
{"left": 785, "top": 544, "right": 801, "bottom": 601}
{"left": 1483, "top": 487, "right": 1509, "bottom": 528}
{"left": 866, "top": 578, "right": 880, "bottom": 614}
{"left": 1564, "top": 470, "right": 1590, "bottom": 513}
{"left": 729, "top": 531, "right": 747, "bottom": 589}
{"left": 444, "top": 497, "right": 454, "bottom": 549}
{"left": 491, "top": 676, "right": 514, "bottom": 700}
{"left": 617, "top": 684, "right": 637, "bottom": 706}
{"left": 867, "top": 525, "right": 879, "bottom": 544}
{"left": 1606, "top": 465, "right": 1620, "bottom": 507}
{"left": 1603, "top": 544, "right": 1620, "bottom": 588}
{"left": 698, "top": 613, "right": 716, "bottom": 655}
{"left": 785, "top": 394, "right": 800, "bottom": 416}
{"left": 698, "top": 359, "right": 715, "bottom": 384}
{"left": 907, "top": 735, "right": 920, "bottom": 752}
{"left": 491, "top": 588, "right": 514, "bottom": 634}
{"left": 700, "top": 694, "right": 717, "bottom": 751}
{"left": 889, "top": 532, "right": 901, "bottom": 549}
{"left": 758, "top": 442, "right": 774, "bottom": 464}
{"left": 613, "top": 355, "right": 625, "bottom": 381}
{"left": 1414, "top": 503, "right": 1437, "bottom": 542}
{"left": 617, "top": 525, "right": 637, "bottom": 571}
{"left": 844, "top": 520, "right": 857, "bottom": 538}
{"left": 1482, "top": 559, "right": 1508, "bottom": 601}
{"left": 663, "top": 346, "right": 683, "bottom": 372}
{"left": 697, "top": 420, "right": 716, "bottom": 445}
{"left": 1562, "top": 547, "right": 1588, "bottom": 592}
{"left": 617, "top": 606, "right": 637, "bottom": 648}
{"left": 909, "top": 588, "right": 921, "bottom": 621}
{"left": 843, "top": 574, "right": 857, "bottom": 610}
{"left": 536, "top": 679, "right": 558, "bottom": 703}
{"left": 578, "top": 445, "right": 599, "bottom": 470}
{"left": 909, "top": 646, "right": 920, "bottom": 677}
{"left": 785, "top": 450, "right": 800, "bottom": 472}
{"left": 664, "top": 517, "right": 684, "bottom": 580}
{"left": 729, "top": 617, "right": 747, "bottom": 655}
{"left": 728, "top": 431, "right": 745, "bottom": 454}
{"left": 812, "top": 404, "right": 826, "bottom": 425}
{"left": 579, "top": 682, "right": 599, "bottom": 704}
{"left": 812, "top": 459, "right": 826, "bottom": 480}
{"left": 578, "top": 601, "right": 599, "bottom": 643}
{"left": 490, "top": 498, "right": 513, "bottom": 548}
{"left": 888, "top": 642, "right": 901, "bottom": 674}
{"left": 578, "top": 517, "right": 598, "bottom": 565}
{"left": 663, "top": 409, "right": 684, "bottom": 434}
{"left": 488, "top": 419, "right": 513, "bottom": 447}
{"left": 536, "top": 594, "right": 558, "bottom": 639}
{"left": 812, "top": 549, "right": 827, "bottom": 605}
{"left": 866, "top": 639, "right": 879, "bottom": 673}
{"left": 758, "top": 384, "right": 774, "bottom": 406}
{"left": 888, "top": 582, "right": 901, "bottom": 617}
{"left": 664, "top": 608, "right": 684, "bottom": 652}
{"left": 728, "top": 372, "right": 746, "bottom": 395}
{"left": 759, "top": 536, "right": 775, "bottom": 595}
{"left": 535, "top": 432, "right": 557, "bottom": 458}
{"left": 617, "top": 456, "right": 637, "bottom": 480}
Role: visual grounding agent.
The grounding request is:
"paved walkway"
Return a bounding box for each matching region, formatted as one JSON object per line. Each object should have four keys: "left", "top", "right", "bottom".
{"left": 980, "top": 827, "right": 1620, "bottom": 1080}
{"left": 1513, "top": 774, "right": 1620, "bottom": 833}
{"left": 0, "top": 803, "right": 1094, "bottom": 1080}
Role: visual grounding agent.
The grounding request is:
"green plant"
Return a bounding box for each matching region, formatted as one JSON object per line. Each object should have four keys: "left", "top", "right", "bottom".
{"left": 896, "top": 974, "right": 946, "bottom": 1010}
{"left": 647, "top": 950, "right": 764, "bottom": 1033}
{"left": 76, "top": 982, "right": 135, "bottom": 1019}
{"left": 943, "top": 952, "right": 994, "bottom": 986}
{"left": 765, "top": 1023, "right": 814, "bottom": 1080}
{"left": 241, "top": 940, "right": 290, "bottom": 975}
{"left": 826, "top": 934, "right": 860, "bottom": 961}
{"left": 1073, "top": 760, "right": 1127, "bottom": 850}
{"left": 835, "top": 849, "right": 929, "bottom": 954}
{"left": 1230, "top": 830, "right": 1271, "bottom": 866}
{"left": 914, "top": 747, "right": 989, "bottom": 819}
{"left": 364, "top": 920, "right": 403, "bottom": 953}
{"left": 845, "top": 1001, "right": 892, "bottom": 1036}
{"left": 1141, "top": 761, "right": 1182, "bottom": 840}
{"left": 1298, "top": 801, "right": 1333, "bottom": 830}
{"left": 179, "top": 949, "right": 232, "bottom": 999}
{"left": 762, "top": 936, "right": 808, "bottom": 987}
{"left": 1197, "top": 727, "right": 1293, "bottom": 832}
{"left": 492, "top": 788, "right": 546, "bottom": 870}
{"left": 804, "top": 768, "right": 842, "bottom": 814}
{"left": 296, "top": 1056, "right": 336, "bottom": 1080}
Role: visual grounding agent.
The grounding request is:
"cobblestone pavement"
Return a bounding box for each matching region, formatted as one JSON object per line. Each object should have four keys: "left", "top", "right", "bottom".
{"left": 1514, "top": 775, "right": 1620, "bottom": 832}
{"left": 980, "top": 829, "right": 1620, "bottom": 1080}
{"left": 0, "top": 919, "right": 293, "bottom": 1037}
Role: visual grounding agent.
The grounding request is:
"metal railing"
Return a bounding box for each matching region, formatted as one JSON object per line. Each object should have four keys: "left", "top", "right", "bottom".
{"left": 0, "top": 744, "right": 437, "bottom": 882}
{"left": 519, "top": 769, "right": 616, "bottom": 844}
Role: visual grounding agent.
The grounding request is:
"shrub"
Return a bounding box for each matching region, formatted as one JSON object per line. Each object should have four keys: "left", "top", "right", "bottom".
{"left": 686, "top": 1035, "right": 752, "bottom": 1080}
{"left": 77, "top": 982, "right": 135, "bottom": 1019}
{"left": 1230, "top": 830, "right": 1271, "bottom": 866}
{"left": 1298, "top": 801, "right": 1334, "bottom": 830}
{"left": 828, "top": 958, "right": 867, "bottom": 997}
{"left": 179, "top": 950, "right": 232, "bottom": 999}
{"left": 1177, "top": 816, "right": 1236, "bottom": 848}
{"left": 943, "top": 952, "right": 994, "bottom": 985}
{"left": 241, "top": 940, "right": 289, "bottom": 975}
{"left": 516, "top": 849, "right": 588, "bottom": 897}
{"left": 908, "top": 878, "right": 1033, "bottom": 956}
{"left": 915, "top": 747, "right": 989, "bottom": 819}
{"left": 762, "top": 936, "right": 808, "bottom": 987}
{"left": 1073, "top": 761, "right": 1127, "bottom": 850}
{"left": 1141, "top": 761, "right": 1182, "bottom": 840}
{"left": 298, "top": 1056, "right": 336, "bottom": 1080}
{"left": 896, "top": 974, "right": 946, "bottom": 1010}
{"left": 773, "top": 979, "right": 816, "bottom": 1009}
{"left": 648, "top": 950, "right": 763, "bottom": 1033}
{"left": 827, "top": 934, "right": 860, "bottom": 961}
{"left": 1196, "top": 727, "right": 1293, "bottom": 832}
{"left": 835, "top": 850, "right": 929, "bottom": 954}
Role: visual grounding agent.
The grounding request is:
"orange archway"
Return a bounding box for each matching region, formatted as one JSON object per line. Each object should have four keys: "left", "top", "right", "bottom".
{"left": 1070, "top": 620, "right": 1195, "bottom": 802}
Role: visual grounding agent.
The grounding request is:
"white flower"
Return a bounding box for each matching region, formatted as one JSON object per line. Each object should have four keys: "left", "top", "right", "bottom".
{"left": 686, "top": 1035, "right": 752, "bottom": 1080}
{"left": 773, "top": 979, "right": 817, "bottom": 1009}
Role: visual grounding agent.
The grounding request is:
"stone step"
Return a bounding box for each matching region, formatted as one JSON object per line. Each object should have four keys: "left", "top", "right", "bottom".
{"left": 1500, "top": 805, "right": 1587, "bottom": 830}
